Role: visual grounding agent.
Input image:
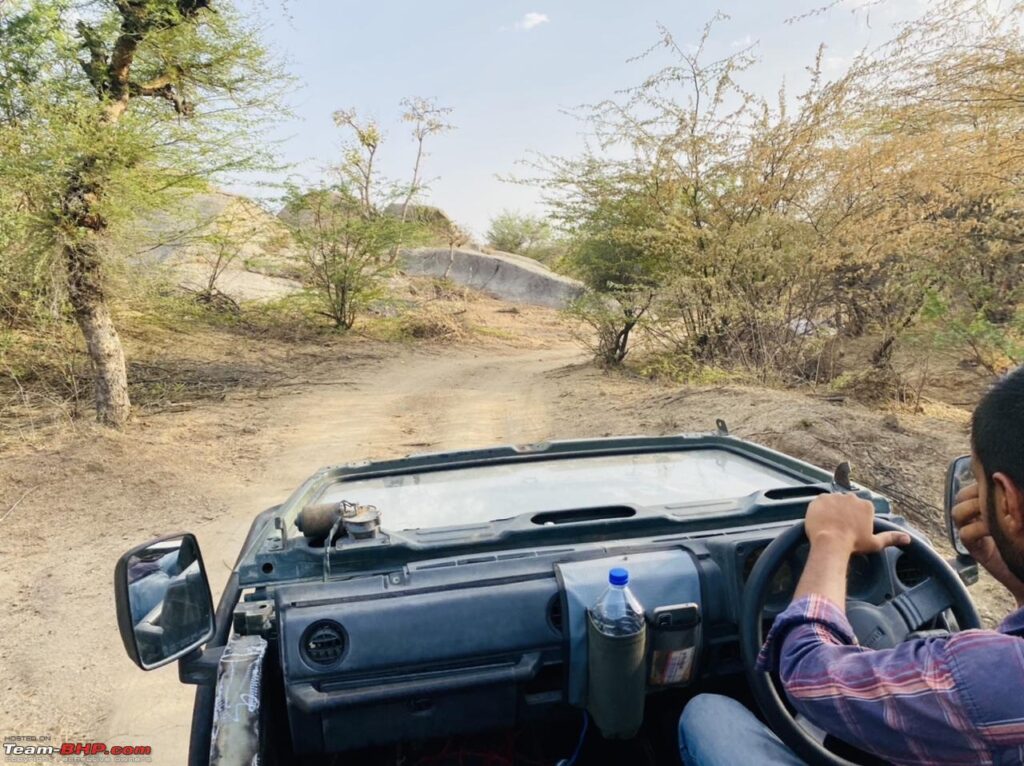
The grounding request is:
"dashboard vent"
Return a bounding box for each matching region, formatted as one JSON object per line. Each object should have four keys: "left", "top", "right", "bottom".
{"left": 547, "top": 595, "right": 564, "bottom": 636}
{"left": 531, "top": 506, "right": 635, "bottom": 525}
{"left": 764, "top": 486, "right": 828, "bottom": 500}
{"left": 302, "top": 620, "right": 347, "bottom": 667}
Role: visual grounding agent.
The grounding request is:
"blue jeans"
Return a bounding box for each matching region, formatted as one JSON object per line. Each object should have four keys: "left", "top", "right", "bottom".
{"left": 678, "top": 694, "right": 805, "bottom": 766}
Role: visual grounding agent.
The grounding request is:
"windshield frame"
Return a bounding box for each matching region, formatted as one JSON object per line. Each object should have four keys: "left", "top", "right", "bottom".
{"left": 311, "top": 447, "right": 810, "bottom": 531}
{"left": 278, "top": 434, "right": 837, "bottom": 533}
{"left": 231, "top": 434, "right": 887, "bottom": 586}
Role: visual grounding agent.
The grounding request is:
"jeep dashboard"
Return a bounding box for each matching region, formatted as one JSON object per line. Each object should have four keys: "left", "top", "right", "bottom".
{"left": 258, "top": 523, "right": 912, "bottom": 755}
{"left": 212, "top": 435, "right": 905, "bottom": 756}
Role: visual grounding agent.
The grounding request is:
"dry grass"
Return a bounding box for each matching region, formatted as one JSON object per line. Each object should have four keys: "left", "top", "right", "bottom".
{"left": 397, "top": 303, "right": 469, "bottom": 341}
{"left": 0, "top": 292, "right": 370, "bottom": 452}
{"left": 0, "top": 276, "right": 578, "bottom": 452}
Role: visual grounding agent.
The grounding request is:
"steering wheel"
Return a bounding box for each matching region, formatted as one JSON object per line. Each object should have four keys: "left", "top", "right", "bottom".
{"left": 739, "top": 516, "right": 981, "bottom": 766}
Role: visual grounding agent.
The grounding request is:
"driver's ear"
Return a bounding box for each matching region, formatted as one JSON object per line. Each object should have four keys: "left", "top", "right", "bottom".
{"left": 993, "top": 472, "right": 1024, "bottom": 539}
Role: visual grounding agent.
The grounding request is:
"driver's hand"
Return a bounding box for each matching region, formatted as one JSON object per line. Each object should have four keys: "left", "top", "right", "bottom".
{"left": 806, "top": 494, "right": 911, "bottom": 553}
{"left": 953, "top": 483, "right": 1024, "bottom": 599}
{"left": 952, "top": 482, "right": 991, "bottom": 559}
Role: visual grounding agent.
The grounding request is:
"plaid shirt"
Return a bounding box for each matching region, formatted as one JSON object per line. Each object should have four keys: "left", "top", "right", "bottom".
{"left": 758, "top": 594, "right": 1024, "bottom": 766}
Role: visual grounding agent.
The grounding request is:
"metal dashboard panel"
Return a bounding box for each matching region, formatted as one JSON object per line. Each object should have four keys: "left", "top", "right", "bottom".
{"left": 276, "top": 570, "right": 563, "bottom": 752}
{"left": 278, "top": 576, "right": 561, "bottom": 682}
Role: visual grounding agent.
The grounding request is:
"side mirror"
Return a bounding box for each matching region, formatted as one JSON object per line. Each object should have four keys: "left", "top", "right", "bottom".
{"left": 114, "top": 533, "right": 215, "bottom": 670}
{"left": 944, "top": 455, "right": 973, "bottom": 558}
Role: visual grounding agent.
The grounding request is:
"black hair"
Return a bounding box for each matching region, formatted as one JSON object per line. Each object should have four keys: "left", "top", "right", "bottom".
{"left": 972, "top": 365, "right": 1024, "bottom": 491}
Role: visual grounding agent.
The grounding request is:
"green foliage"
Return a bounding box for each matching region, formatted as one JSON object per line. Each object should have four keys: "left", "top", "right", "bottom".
{"left": 0, "top": 0, "right": 285, "bottom": 319}
{"left": 485, "top": 210, "right": 562, "bottom": 265}
{"left": 0, "top": 0, "right": 287, "bottom": 424}
{"left": 287, "top": 100, "right": 452, "bottom": 330}
{"left": 633, "top": 350, "right": 747, "bottom": 386}
{"left": 565, "top": 291, "right": 655, "bottom": 366}
{"left": 545, "top": 163, "right": 682, "bottom": 365}
{"left": 925, "top": 293, "right": 1024, "bottom": 376}
{"left": 283, "top": 187, "right": 414, "bottom": 330}
{"left": 363, "top": 306, "right": 468, "bottom": 344}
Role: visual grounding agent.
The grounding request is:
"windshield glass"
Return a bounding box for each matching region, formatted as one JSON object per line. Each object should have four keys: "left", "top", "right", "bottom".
{"left": 314, "top": 449, "right": 804, "bottom": 530}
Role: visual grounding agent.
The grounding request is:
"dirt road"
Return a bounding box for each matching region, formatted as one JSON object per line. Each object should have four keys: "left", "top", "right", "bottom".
{"left": 0, "top": 343, "right": 586, "bottom": 763}
{"left": 2, "top": 331, "right": 1012, "bottom": 764}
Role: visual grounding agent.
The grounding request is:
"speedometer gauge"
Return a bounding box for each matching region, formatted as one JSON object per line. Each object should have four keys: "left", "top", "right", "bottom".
{"left": 742, "top": 545, "right": 795, "bottom": 607}
{"left": 846, "top": 554, "right": 876, "bottom": 598}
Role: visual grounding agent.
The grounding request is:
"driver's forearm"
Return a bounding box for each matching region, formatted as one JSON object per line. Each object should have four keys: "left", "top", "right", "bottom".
{"left": 792, "top": 534, "right": 854, "bottom": 609}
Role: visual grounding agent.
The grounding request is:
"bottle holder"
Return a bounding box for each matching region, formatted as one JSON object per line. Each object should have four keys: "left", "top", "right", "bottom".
{"left": 585, "top": 611, "right": 647, "bottom": 739}
{"left": 554, "top": 550, "right": 701, "bottom": 708}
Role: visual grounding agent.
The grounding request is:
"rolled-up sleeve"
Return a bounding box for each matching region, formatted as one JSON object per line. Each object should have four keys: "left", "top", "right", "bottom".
{"left": 755, "top": 595, "right": 985, "bottom": 765}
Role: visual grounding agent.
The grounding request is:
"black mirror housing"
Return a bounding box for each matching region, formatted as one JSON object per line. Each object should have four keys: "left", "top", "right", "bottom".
{"left": 114, "top": 533, "right": 215, "bottom": 670}
{"left": 949, "top": 554, "right": 980, "bottom": 587}
{"left": 944, "top": 455, "right": 974, "bottom": 558}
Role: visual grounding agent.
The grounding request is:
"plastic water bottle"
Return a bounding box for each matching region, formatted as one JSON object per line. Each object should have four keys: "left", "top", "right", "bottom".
{"left": 591, "top": 567, "right": 645, "bottom": 636}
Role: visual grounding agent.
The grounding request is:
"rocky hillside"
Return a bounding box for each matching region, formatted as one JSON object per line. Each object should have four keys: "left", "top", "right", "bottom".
{"left": 401, "top": 247, "right": 584, "bottom": 309}
{"left": 135, "top": 189, "right": 584, "bottom": 308}
{"left": 135, "top": 190, "right": 303, "bottom": 301}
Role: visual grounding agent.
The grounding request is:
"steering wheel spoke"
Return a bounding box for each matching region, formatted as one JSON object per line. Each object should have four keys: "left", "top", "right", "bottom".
{"left": 848, "top": 576, "right": 955, "bottom": 649}
{"left": 890, "top": 576, "right": 954, "bottom": 632}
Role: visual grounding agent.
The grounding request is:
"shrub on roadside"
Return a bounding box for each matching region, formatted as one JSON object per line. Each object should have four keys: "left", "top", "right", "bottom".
{"left": 566, "top": 291, "right": 655, "bottom": 366}
{"left": 485, "top": 210, "right": 565, "bottom": 267}
{"left": 363, "top": 302, "right": 468, "bottom": 343}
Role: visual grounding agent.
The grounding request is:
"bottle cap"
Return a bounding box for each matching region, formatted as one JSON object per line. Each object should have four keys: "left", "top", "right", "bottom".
{"left": 609, "top": 567, "right": 629, "bottom": 586}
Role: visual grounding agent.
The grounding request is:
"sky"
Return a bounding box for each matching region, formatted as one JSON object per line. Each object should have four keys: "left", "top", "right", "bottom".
{"left": 243, "top": 0, "right": 929, "bottom": 238}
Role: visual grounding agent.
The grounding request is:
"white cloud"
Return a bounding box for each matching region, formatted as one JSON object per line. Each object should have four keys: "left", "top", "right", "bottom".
{"left": 515, "top": 12, "right": 550, "bottom": 31}
{"left": 730, "top": 34, "right": 754, "bottom": 49}
{"left": 824, "top": 55, "right": 849, "bottom": 72}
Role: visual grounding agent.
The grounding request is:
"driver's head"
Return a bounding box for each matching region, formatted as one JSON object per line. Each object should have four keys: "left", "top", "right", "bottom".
{"left": 972, "top": 365, "right": 1024, "bottom": 581}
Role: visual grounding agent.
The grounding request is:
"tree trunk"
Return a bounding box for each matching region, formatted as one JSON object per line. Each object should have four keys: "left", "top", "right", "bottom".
{"left": 870, "top": 334, "right": 897, "bottom": 369}
{"left": 65, "top": 240, "right": 131, "bottom": 427}
{"left": 64, "top": 1, "right": 212, "bottom": 427}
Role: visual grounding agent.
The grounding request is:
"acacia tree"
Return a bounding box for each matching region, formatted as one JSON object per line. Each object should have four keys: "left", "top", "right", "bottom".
{"left": 285, "top": 187, "right": 407, "bottom": 330}
{"left": 532, "top": 20, "right": 851, "bottom": 372}
{"left": 534, "top": 2, "right": 1024, "bottom": 385}
{"left": 0, "top": 5, "right": 70, "bottom": 327}
{"left": 286, "top": 105, "right": 430, "bottom": 329}
{"left": 197, "top": 204, "right": 262, "bottom": 302}
{"left": 486, "top": 210, "right": 554, "bottom": 257}
{"left": 397, "top": 97, "right": 453, "bottom": 226}
{"left": 0, "top": 0, "right": 282, "bottom": 426}
{"left": 866, "top": 0, "right": 1024, "bottom": 373}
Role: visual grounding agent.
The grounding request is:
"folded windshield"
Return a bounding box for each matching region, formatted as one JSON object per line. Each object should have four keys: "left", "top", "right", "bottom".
{"left": 314, "top": 449, "right": 804, "bottom": 531}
